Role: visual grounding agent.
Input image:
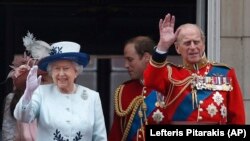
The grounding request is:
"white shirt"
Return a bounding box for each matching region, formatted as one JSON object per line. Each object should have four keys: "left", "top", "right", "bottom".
{"left": 14, "top": 84, "right": 107, "bottom": 141}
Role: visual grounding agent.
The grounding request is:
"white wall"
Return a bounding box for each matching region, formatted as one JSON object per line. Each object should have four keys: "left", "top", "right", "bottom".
{"left": 220, "top": 0, "right": 250, "bottom": 124}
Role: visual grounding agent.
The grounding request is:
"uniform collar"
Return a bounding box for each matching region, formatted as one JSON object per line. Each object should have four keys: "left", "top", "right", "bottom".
{"left": 183, "top": 54, "right": 209, "bottom": 71}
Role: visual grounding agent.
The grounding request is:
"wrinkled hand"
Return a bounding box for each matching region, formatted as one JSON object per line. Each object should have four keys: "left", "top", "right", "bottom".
{"left": 25, "top": 65, "right": 41, "bottom": 94}
{"left": 157, "top": 13, "right": 179, "bottom": 52}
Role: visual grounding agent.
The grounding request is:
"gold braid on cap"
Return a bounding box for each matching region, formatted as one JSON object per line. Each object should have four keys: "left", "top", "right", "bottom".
{"left": 114, "top": 85, "right": 144, "bottom": 141}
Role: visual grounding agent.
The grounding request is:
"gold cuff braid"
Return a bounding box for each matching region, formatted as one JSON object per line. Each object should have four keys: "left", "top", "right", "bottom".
{"left": 149, "top": 58, "right": 167, "bottom": 68}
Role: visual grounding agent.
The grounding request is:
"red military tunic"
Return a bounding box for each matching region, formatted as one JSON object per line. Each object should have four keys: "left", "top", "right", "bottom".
{"left": 108, "top": 79, "right": 171, "bottom": 141}
{"left": 143, "top": 56, "right": 245, "bottom": 125}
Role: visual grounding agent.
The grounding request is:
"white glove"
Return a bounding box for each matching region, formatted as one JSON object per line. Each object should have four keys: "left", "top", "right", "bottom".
{"left": 23, "top": 65, "right": 42, "bottom": 102}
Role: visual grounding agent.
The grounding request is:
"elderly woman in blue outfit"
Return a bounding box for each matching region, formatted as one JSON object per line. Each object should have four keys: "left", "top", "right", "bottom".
{"left": 14, "top": 41, "right": 107, "bottom": 141}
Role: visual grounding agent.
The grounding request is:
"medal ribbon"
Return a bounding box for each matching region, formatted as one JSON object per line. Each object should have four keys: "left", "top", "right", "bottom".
{"left": 172, "top": 66, "right": 229, "bottom": 121}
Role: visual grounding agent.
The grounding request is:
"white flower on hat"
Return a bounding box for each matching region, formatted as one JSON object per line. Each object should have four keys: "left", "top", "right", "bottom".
{"left": 23, "top": 32, "right": 35, "bottom": 50}
{"left": 0, "top": 32, "right": 51, "bottom": 85}
{"left": 23, "top": 31, "right": 52, "bottom": 60}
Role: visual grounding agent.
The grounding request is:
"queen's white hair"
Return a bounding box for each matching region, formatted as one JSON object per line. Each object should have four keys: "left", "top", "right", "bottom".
{"left": 47, "top": 61, "right": 84, "bottom": 76}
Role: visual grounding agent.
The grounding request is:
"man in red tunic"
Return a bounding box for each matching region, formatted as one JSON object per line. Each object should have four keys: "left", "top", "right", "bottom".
{"left": 143, "top": 13, "right": 245, "bottom": 125}
{"left": 109, "top": 36, "right": 172, "bottom": 141}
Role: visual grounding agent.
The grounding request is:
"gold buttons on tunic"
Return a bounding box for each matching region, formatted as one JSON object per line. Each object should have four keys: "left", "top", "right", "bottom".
{"left": 198, "top": 116, "right": 203, "bottom": 120}
{"left": 199, "top": 108, "right": 203, "bottom": 112}
{"left": 199, "top": 100, "right": 204, "bottom": 104}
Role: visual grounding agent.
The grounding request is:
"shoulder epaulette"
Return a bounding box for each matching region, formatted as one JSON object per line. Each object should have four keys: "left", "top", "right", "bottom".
{"left": 122, "top": 79, "right": 134, "bottom": 85}
{"left": 166, "top": 61, "right": 182, "bottom": 68}
{"left": 211, "top": 62, "right": 232, "bottom": 69}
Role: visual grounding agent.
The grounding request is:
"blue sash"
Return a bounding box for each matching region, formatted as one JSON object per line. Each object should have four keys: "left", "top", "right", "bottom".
{"left": 172, "top": 66, "right": 229, "bottom": 120}
{"left": 127, "top": 90, "right": 157, "bottom": 140}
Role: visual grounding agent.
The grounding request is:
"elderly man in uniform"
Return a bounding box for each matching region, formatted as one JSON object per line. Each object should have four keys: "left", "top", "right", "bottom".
{"left": 143, "top": 13, "right": 245, "bottom": 124}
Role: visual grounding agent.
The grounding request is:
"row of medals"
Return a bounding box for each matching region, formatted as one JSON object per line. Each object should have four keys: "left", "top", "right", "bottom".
{"left": 154, "top": 75, "right": 233, "bottom": 108}
{"left": 193, "top": 74, "right": 233, "bottom": 91}
{"left": 152, "top": 74, "right": 233, "bottom": 123}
